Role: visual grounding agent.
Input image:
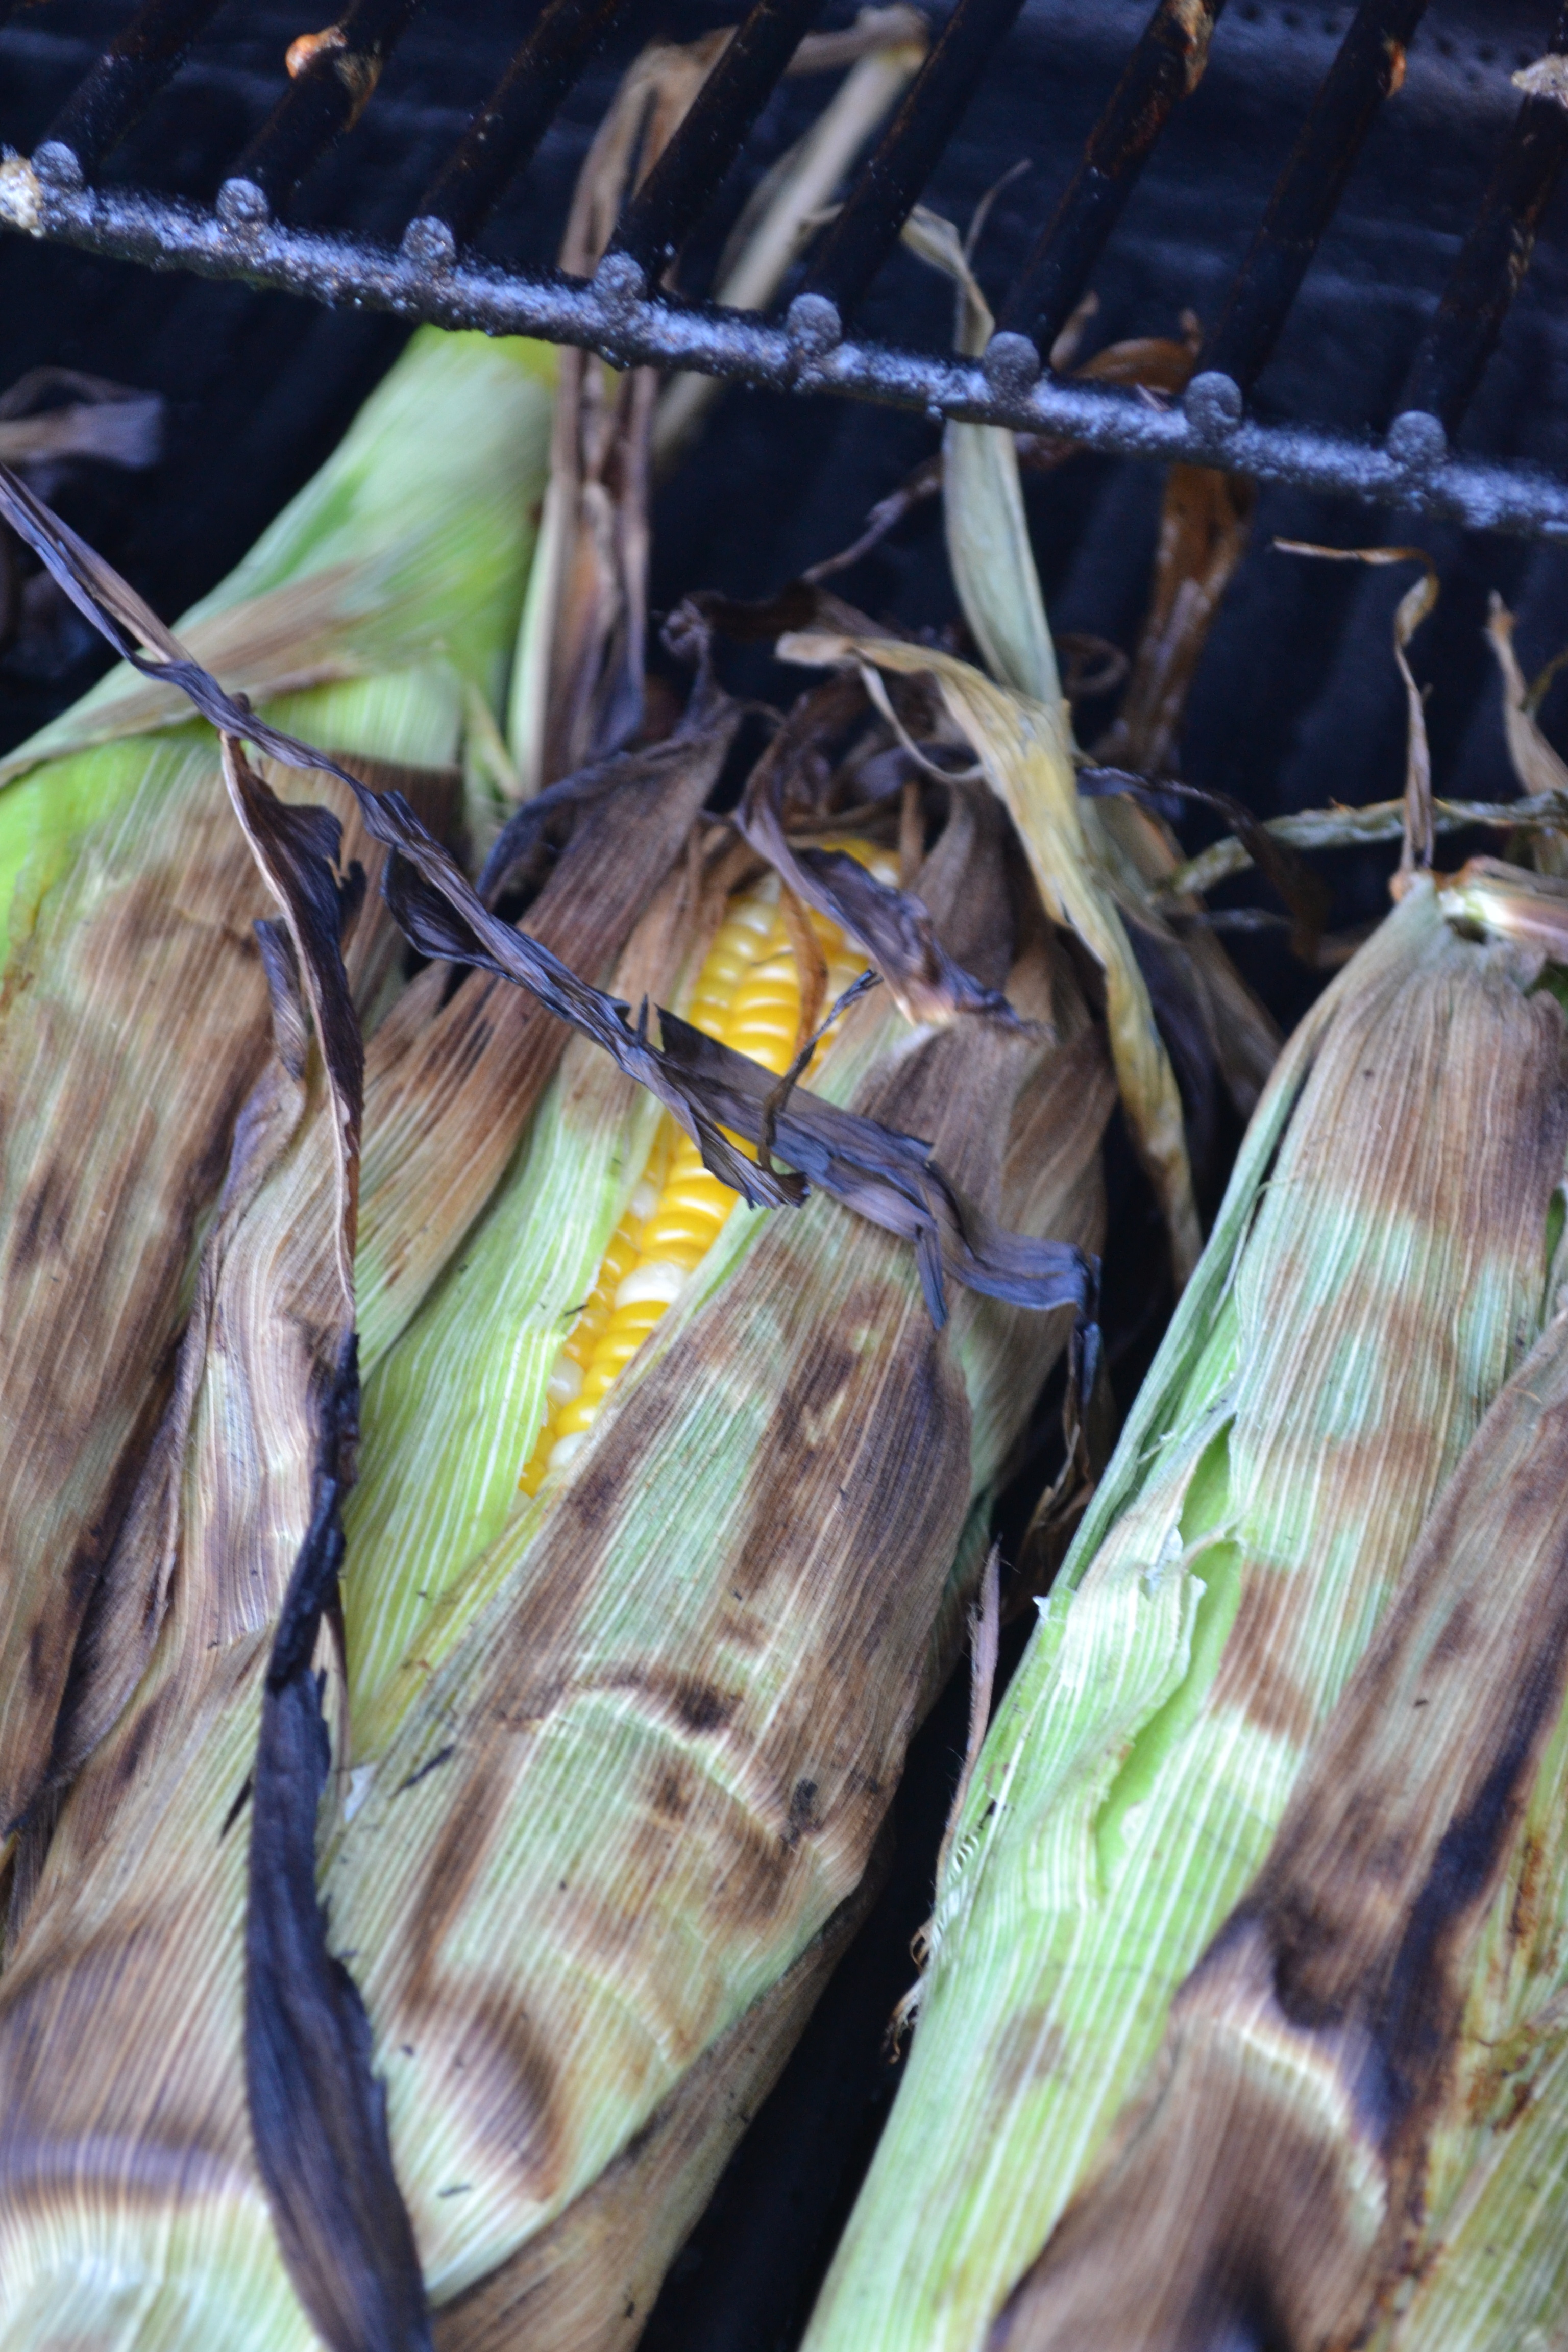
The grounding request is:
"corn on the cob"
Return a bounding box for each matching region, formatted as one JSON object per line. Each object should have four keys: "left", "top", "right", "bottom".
{"left": 973, "top": 860, "right": 1568, "bottom": 2346}
{"left": 800, "top": 865, "right": 1568, "bottom": 2352}
{"left": 310, "top": 790, "right": 1110, "bottom": 2341}
{"left": 0, "top": 327, "right": 553, "bottom": 1859}
{"left": 0, "top": 437, "right": 1111, "bottom": 2350}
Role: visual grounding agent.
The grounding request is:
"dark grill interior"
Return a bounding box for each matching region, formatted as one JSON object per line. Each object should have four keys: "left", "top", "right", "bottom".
{"left": 6, "top": 4, "right": 1568, "bottom": 2344}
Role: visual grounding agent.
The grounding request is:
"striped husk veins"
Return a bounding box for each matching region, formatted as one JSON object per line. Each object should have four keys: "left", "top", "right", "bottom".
{"left": 990, "top": 1288, "right": 1568, "bottom": 2349}
{"left": 0, "top": 328, "right": 553, "bottom": 1861}
{"left": 0, "top": 950, "right": 348, "bottom": 2352}
{"left": 800, "top": 877, "right": 1568, "bottom": 2352}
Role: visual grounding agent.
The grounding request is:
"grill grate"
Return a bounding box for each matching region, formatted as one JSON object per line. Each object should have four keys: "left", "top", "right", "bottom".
{"left": 4, "top": 0, "right": 1568, "bottom": 537}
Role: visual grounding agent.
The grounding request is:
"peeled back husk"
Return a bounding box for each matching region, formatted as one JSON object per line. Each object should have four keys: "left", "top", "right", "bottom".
{"left": 799, "top": 869, "right": 1568, "bottom": 2352}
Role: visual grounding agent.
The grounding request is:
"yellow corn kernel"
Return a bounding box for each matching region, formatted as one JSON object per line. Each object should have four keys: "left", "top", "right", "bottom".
{"left": 519, "top": 845, "right": 893, "bottom": 1492}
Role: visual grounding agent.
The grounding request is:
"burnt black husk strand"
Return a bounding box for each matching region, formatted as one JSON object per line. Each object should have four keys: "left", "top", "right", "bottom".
{"left": 246, "top": 1338, "right": 433, "bottom": 2352}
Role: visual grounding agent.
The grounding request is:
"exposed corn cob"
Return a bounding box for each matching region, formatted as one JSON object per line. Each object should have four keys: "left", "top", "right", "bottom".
{"left": 0, "top": 327, "right": 554, "bottom": 1859}
{"left": 800, "top": 865, "right": 1568, "bottom": 2352}
{"left": 519, "top": 845, "right": 894, "bottom": 1492}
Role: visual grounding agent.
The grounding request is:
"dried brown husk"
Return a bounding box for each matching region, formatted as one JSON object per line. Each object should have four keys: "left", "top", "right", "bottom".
{"left": 734, "top": 660, "right": 1023, "bottom": 1030}
{"left": 780, "top": 623, "right": 1202, "bottom": 1280}
{"left": 509, "top": 35, "right": 724, "bottom": 797}
{"left": 900, "top": 214, "right": 1275, "bottom": 1191}
{"left": 1075, "top": 445, "right": 1278, "bottom": 1132}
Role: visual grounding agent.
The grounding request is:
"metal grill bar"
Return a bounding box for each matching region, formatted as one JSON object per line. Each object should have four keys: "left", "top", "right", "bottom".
{"left": 404, "top": 0, "right": 630, "bottom": 258}
{"left": 217, "top": 0, "right": 424, "bottom": 226}
{"left": 6, "top": 1, "right": 1568, "bottom": 541}
{"left": 993, "top": 0, "right": 1226, "bottom": 371}
{"left": 8, "top": 166, "right": 1566, "bottom": 542}
{"left": 609, "top": 0, "right": 826, "bottom": 284}
{"left": 1399, "top": 1, "right": 1568, "bottom": 442}
{"left": 1200, "top": 0, "right": 1430, "bottom": 399}
{"left": 32, "top": 0, "right": 227, "bottom": 190}
{"left": 795, "top": 0, "right": 1024, "bottom": 326}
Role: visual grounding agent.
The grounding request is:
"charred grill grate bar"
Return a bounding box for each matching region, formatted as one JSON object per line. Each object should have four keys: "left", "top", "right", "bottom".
{"left": 795, "top": 0, "right": 1027, "bottom": 326}
{"left": 403, "top": 0, "right": 633, "bottom": 259}
{"left": 217, "top": 0, "right": 425, "bottom": 226}
{"left": 1199, "top": 0, "right": 1433, "bottom": 401}
{"left": 3, "top": 0, "right": 1568, "bottom": 538}
{"left": 1398, "top": 0, "right": 1568, "bottom": 444}
{"left": 608, "top": 0, "right": 830, "bottom": 282}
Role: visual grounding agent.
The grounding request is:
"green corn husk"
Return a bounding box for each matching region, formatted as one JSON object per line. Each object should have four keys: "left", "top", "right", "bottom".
{"left": 0, "top": 326, "right": 554, "bottom": 1854}
{"left": 973, "top": 871, "right": 1568, "bottom": 2348}
{"left": 0, "top": 786, "right": 363, "bottom": 2348}
{"left": 800, "top": 865, "right": 1568, "bottom": 2352}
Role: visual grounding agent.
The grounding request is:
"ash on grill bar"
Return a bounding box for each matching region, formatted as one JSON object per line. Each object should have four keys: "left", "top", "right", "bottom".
{"left": 7, "top": 4, "right": 1568, "bottom": 2351}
